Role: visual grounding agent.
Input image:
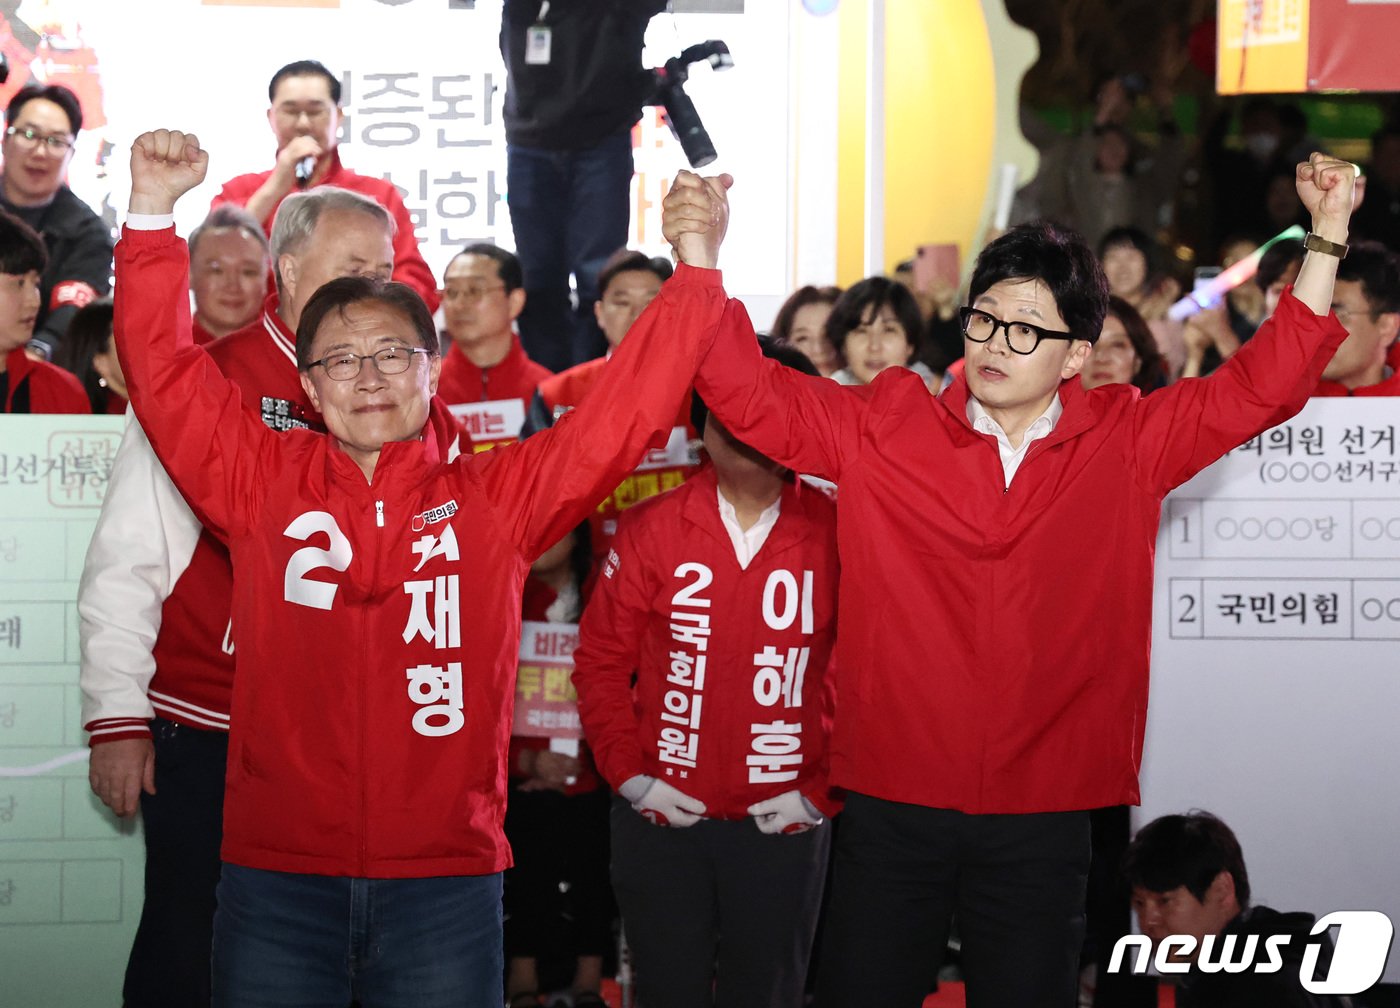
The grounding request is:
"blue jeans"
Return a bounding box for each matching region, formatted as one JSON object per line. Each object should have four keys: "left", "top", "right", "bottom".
{"left": 212, "top": 864, "right": 503, "bottom": 1008}
{"left": 507, "top": 129, "right": 634, "bottom": 371}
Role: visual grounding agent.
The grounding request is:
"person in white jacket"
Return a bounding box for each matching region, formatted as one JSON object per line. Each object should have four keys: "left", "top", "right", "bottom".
{"left": 79, "top": 185, "right": 407, "bottom": 1007}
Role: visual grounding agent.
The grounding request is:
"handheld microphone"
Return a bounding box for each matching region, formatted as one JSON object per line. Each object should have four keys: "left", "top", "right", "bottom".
{"left": 295, "top": 155, "right": 316, "bottom": 188}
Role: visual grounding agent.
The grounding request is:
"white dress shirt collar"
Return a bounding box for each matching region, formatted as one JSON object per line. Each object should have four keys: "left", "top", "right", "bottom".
{"left": 966, "top": 393, "right": 1064, "bottom": 488}
{"left": 716, "top": 486, "right": 781, "bottom": 569}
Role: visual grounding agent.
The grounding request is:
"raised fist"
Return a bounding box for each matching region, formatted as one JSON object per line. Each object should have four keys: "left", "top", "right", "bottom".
{"left": 1295, "top": 152, "right": 1358, "bottom": 237}
{"left": 129, "top": 129, "right": 209, "bottom": 215}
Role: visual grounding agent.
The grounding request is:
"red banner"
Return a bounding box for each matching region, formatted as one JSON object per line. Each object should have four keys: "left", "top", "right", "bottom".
{"left": 1219, "top": 0, "right": 1400, "bottom": 94}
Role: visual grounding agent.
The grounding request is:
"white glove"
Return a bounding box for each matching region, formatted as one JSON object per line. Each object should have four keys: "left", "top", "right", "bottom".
{"left": 629, "top": 777, "right": 707, "bottom": 827}
{"left": 748, "top": 789, "right": 823, "bottom": 835}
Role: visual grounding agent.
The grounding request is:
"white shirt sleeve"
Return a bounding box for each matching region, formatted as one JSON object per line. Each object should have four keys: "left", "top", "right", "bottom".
{"left": 124, "top": 212, "right": 176, "bottom": 231}
{"left": 78, "top": 414, "right": 204, "bottom": 734}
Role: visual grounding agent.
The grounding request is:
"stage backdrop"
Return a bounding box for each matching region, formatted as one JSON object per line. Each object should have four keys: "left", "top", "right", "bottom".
{"left": 4, "top": 0, "right": 793, "bottom": 314}
{"left": 1218, "top": 0, "right": 1400, "bottom": 94}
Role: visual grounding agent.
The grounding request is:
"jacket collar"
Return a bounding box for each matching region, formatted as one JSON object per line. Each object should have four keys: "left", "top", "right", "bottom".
{"left": 680, "top": 463, "right": 808, "bottom": 562}
{"left": 318, "top": 149, "right": 348, "bottom": 186}
{"left": 938, "top": 371, "right": 1099, "bottom": 450}
{"left": 3, "top": 345, "right": 36, "bottom": 410}
{"left": 1313, "top": 369, "right": 1400, "bottom": 397}
{"left": 263, "top": 294, "right": 298, "bottom": 367}
{"left": 443, "top": 334, "right": 529, "bottom": 387}
{"left": 324, "top": 396, "right": 462, "bottom": 486}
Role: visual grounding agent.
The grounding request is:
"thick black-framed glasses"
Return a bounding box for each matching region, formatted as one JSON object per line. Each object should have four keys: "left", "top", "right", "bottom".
{"left": 307, "top": 346, "right": 433, "bottom": 381}
{"left": 958, "top": 306, "right": 1077, "bottom": 356}
{"left": 5, "top": 126, "right": 75, "bottom": 153}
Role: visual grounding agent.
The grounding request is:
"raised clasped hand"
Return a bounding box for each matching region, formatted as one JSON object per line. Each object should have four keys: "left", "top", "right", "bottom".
{"left": 660, "top": 169, "right": 734, "bottom": 270}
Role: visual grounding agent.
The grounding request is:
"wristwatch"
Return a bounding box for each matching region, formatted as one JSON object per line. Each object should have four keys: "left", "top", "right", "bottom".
{"left": 1303, "top": 232, "right": 1349, "bottom": 259}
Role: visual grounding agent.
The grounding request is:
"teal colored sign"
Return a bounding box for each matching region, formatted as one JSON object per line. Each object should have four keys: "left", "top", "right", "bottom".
{"left": 0, "top": 415, "right": 142, "bottom": 1005}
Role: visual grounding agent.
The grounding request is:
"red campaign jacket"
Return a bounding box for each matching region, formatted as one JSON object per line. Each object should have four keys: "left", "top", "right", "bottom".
{"left": 438, "top": 336, "right": 552, "bottom": 452}
{"left": 537, "top": 356, "right": 701, "bottom": 571}
{"left": 114, "top": 231, "right": 720, "bottom": 878}
{"left": 3, "top": 347, "right": 89, "bottom": 413}
{"left": 693, "top": 281, "right": 1347, "bottom": 815}
{"left": 573, "top": 465, "right": 840, "bottom": 820}
{"left": 81, "top": 298, "right": 460, "bottom": 745}
{"left": 146, "top": 303, "right": 321, "bottom": 734}
{"left": 1312, "top": 370, "right": 1400, "bottom": 397}
{"left": 82, "top": 300, "right": 321, "bottom": 744}
{"left": 212, "top": 149, "right": 440, "bottom": 312}
{"left": 192, "top": 318, "right": 216, "bottom": 347}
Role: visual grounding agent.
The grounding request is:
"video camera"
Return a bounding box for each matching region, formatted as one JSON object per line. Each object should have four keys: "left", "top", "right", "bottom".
{"left": 645, "top": 40, "right": 733, "bottom": 169}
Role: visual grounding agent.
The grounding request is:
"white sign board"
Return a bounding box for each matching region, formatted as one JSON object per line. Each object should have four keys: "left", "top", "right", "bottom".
{"left": 0, "top": 415, "right": 139, "bottom": 1006}
{"left": 1143, "top": 398, "right": 1400, "bottom": 983}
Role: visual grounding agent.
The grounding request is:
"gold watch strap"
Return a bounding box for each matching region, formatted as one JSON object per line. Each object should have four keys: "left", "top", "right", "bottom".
{"left": 1304, "top": 232, "right": 1349, "bottom": 259}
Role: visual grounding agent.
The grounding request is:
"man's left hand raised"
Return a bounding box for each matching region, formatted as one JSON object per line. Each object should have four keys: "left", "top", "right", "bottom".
{"left": 129, "top": 130, "right": 209, "bottom": 216}
{"left": 1296, "top": 151, "right": 1357, "bottom": 243}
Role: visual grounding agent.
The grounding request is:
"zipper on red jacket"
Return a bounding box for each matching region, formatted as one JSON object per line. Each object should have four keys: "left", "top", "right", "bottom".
{"left": 1010, "top": 435, "right": 1058, "bottom": 491}
{"left": 1003, "top": 430, "right": 1059, "bottom": 494}
{"left": 359, "top": 494, "right": 385, "bottom": 873}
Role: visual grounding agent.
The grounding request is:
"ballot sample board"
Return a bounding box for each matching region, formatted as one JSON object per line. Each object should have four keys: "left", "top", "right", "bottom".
{"left": 0, "top": 415, "right": 141, "bottom": 1005}
{"left": 1142, "top": 397, "right": 1400, "bottom": 984}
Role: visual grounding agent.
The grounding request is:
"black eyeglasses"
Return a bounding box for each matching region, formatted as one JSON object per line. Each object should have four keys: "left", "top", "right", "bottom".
{"left": 5, "top": 126, "right": 75, "bottom": 153}
{"left": 958, "top": 306, "right": 1078, "bottom": 355}
{"left": 306, "top": 346, "right": 433, "bottom": 381}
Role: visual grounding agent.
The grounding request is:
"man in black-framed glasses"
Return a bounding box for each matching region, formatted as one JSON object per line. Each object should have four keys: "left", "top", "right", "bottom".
{"left": 958, "top": 305, "right": 1078, "bottom": 354}
{"left": 664, "top": 153, "right": 1357, "bottom": 1008}
{"left": 0, "top": 82, "right": 112, "bottom": 362}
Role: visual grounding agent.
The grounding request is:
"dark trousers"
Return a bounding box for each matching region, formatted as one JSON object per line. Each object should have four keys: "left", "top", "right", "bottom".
{"left": 123, "top": 718, "right": 228, "bottom": 1008}
{"left": 1087, "top": 806, "right": 1158, "bottom": 1008}
{"left": 506, "top": 129, "right": 634, "bottom": 372}
{"left": 813, "top": 793, "right": 1091, "bottom": 1008}
{"left": 610, "top": 797, "right": 831, "bottom": 1008}
{"left": 503, "top": 786, "right": 614, "bottom": 960}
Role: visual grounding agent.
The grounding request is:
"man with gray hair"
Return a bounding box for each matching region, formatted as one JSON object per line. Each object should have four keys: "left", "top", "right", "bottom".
{"left": 79, "top": 185, "right": 410, "bottom": 1007}
{"left": 188, "top": 204, "right": 270, "bottom": 345}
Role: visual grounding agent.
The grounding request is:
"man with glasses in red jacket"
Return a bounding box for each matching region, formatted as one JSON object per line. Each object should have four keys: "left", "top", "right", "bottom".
{"left": 114, "top": 128, "right": 722, "bottom": 1007}
{"left": 661, "top": 154, "right": 1356, "bottom": 1007}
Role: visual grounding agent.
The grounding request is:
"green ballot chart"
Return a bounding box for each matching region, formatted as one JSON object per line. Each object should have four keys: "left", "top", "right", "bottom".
{"left": 0, "top": 414, "right": 141, "bottom": 1005}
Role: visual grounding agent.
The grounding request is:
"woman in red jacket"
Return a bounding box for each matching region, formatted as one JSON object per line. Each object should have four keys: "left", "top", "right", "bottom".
{"left": 573, "top": 340, "right": 840, "bottom": 1008}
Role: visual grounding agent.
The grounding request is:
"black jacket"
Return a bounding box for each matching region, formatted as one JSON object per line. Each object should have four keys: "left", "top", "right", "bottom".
{"left": 500, "top": 0, "right": 665, "bottom": 149}
{"left": 4, "top": 185, "right": 113, "bottom": 359}
{"left": 1178, "top": 906, "right": 1354, "bottom": 1008}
